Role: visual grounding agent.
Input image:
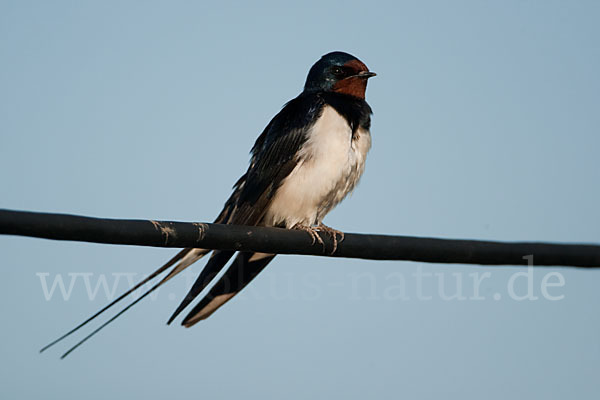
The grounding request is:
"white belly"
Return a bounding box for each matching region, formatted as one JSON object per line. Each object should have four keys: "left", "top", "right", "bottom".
{"left": 263, "top": 105, "right": 371, "bottom": 228}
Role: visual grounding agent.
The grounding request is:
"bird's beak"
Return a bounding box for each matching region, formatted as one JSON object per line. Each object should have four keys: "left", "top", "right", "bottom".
{"left": 357, "top": 71, "right": 377, "bottom": 79}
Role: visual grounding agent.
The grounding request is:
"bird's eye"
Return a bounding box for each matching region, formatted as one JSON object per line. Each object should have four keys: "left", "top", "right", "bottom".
{"left": 331, "top": 67, "right": 344, "bottom": 76}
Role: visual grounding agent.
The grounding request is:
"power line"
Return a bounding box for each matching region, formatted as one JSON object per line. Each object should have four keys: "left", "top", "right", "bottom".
{"left": 1, "top": 209, "right": 599, "bottom": 267}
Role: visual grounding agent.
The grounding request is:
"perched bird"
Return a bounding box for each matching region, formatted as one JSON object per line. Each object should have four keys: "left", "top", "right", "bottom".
{"left": 42, "top": 51, "right": 376, "bottom": 357}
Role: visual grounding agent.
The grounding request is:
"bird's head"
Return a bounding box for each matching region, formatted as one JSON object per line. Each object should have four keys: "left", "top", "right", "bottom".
{"left": 304, "top": 51, "right": 376, "bottom": 99}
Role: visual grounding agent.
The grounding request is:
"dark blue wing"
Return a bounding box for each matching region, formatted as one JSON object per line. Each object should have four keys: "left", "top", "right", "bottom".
{"left": 226, "top": 92, "right": 325, "bottom": 225}
{"left": 167, "top": 92, "right": 325, "bottom": 324}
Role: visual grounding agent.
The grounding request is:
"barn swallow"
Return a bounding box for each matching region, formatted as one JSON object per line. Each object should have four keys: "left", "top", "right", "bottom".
{"left": 42, "top": 51, "right": 376, "bottom": 357}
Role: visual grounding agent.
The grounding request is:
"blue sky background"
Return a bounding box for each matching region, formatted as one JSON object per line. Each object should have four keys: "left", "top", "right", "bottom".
{"left": 1, "top": 1, "right": 599, "bottom": 398}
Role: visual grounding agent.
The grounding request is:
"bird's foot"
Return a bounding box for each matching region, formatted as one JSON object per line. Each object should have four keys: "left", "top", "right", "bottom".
{"left": 292, "top": 223, "right": 325, "bottom": 249}
{"left": 314, "top": 223, "right": 345, "bottom": 254}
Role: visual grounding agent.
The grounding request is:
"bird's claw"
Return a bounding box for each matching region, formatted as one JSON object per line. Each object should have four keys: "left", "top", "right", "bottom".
{"left": 292, "top": 224, "right": 325, "bottom": 249}
{"left": 292, "top": 223, "right": 345, "bottom": 254}
{"left": 315, "top": 224, "right": 344, "bottom": 254}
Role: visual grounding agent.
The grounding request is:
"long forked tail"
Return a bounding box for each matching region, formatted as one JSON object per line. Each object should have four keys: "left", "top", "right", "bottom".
{"left": 181, "top": 251, "right": 275, "bottom": 327}
{"left": 166, "top": 249, "right": 236, "bottom": 324}
{"left": 40, "top": 247, "right": 210, "bottom": 358}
